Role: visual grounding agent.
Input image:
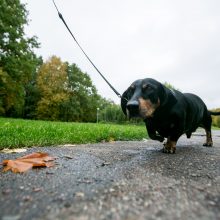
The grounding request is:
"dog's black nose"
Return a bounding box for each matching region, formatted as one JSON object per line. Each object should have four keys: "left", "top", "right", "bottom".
{"left": 127, "top": 100, "right": 139, "bottom": 108}
{"left": 126, "top": 100, "right": 139, "bottom": 117}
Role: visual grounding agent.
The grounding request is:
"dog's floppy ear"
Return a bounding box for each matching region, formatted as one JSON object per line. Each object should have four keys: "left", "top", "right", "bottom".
{"left": 159, "top": 84, "right": 177, "bottom": 107}
{"left": 121, "top": 90, "right": 129, "bottom": 115}
{"left": 158, "top": 83, "right": 168, "bottom": 105}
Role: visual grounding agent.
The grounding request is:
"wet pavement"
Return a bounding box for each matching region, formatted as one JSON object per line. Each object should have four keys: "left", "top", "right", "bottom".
{"left": 1, "top": 130, "right": 220, "bottom": 220}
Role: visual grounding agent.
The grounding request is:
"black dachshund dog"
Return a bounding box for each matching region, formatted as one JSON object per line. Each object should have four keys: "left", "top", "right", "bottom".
{"left": 121, "top": 78, "right": 220, "bottom": 153}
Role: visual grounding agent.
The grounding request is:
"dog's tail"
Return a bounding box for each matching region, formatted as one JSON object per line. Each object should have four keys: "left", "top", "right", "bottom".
{"left": 209, "top": 111, "right": 220, "bottom": 116}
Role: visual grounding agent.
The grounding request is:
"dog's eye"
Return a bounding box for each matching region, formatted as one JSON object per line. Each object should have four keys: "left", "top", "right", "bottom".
{"left": 142, "top": 84, "right": 151, "bottom": 91}
{"left": 142, "top": 84, "right": 155, "bottom": 92}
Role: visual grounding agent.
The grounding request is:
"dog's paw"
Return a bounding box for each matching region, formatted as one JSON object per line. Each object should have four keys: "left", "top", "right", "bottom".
{"left": 162, "top": 146, "right": 176, "bottom": 154}
{"left": 162, "top": 139, "right": 176, "bottom": 154}
{"left": 203, "top": 142, "right": 213, "bottom": 147}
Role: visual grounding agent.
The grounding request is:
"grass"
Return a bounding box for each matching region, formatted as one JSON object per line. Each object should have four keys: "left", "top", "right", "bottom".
{"left": 212, "top": 126, "right": 220, "bottom": 130}
{"left": 0, "top": 117, "right": 147, "bottom": 149}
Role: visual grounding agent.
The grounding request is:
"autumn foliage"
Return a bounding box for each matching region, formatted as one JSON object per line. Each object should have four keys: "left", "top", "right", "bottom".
{"left": 1, "top": 152, "right": 55, "bottom": 173}
{"left": 36, "top": 56, "right": 69, "bottom": 120}
{"left": 34, "top": 56, "right": 102, "bottom": 122}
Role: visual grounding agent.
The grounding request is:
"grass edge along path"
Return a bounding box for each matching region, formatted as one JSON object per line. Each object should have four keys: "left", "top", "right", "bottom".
{"left": 0, "top": 118, "right": 147, "bottom": 149}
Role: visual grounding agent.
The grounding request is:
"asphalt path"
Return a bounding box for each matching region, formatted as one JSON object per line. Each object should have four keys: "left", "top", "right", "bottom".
{"left": 1, "top": 130, "right": 220, "bottom": 220}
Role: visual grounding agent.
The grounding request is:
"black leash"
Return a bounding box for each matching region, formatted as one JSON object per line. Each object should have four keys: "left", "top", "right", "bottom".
{"left": 52, "top": 0, "right": 122, "bottom": 99}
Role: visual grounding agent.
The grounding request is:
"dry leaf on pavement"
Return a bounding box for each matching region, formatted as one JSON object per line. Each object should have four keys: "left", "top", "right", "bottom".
{"left": 1, "top": 152, "right": 56, "bottom": 173}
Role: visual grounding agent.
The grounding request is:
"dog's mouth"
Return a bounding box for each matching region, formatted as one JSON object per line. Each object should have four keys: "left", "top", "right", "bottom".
{"left": 126, "top": 104, "right": 149, "bottom": 119}
{"left": 126, "top": 105, "right": 140, "bottom": 118}
{"left": 126, "top": 108, "right": 153, "bottom": 119}
{"left": 126, "top": 98, "right": 160, "bottom": 119}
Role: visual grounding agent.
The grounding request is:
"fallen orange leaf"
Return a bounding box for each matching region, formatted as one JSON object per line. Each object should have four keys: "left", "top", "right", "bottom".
{"left": 1, "top": 152, "right": 56, "bottom": 173}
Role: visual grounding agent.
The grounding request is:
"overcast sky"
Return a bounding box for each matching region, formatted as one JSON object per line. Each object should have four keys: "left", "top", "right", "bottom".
{"left": 21, "top": 0, "right": 220, "bottom": 108}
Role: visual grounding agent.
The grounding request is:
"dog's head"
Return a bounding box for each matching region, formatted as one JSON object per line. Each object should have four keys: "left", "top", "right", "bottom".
{"left": 121, "top": 78, "right": 168, "bottom": 119}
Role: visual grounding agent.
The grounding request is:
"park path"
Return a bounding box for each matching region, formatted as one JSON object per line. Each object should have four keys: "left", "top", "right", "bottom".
{"left": 1, "top": 130, "right": 220, "bottom": 220}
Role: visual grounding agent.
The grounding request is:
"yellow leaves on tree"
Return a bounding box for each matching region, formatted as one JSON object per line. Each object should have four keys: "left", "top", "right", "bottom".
{"left": 1, "top": 152, "right": 55, "bottom": 173}
{"left": 37, "top": 56, "right": 68, "bottom": 94}
{"left": 36, "top": 56, "right": 69, "bottom": 120}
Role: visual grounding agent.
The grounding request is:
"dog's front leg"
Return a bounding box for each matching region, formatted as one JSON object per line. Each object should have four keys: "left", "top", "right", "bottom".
{"left": 163, "top": 137, "right": 177, "bottom": 154}
{"left": 145, "top": 122, "right": 164, "bottom": 142}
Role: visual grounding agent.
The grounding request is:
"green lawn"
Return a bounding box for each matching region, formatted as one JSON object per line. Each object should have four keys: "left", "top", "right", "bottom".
{"left": 212, "top": 126, "right": 220, "bottom": 130}
{"left": 0, "top": 118, "right": 147, "bottom": 149}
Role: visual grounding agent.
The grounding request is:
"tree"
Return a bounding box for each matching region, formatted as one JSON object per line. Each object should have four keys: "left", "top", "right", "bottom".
{"left": 0, "top": 68, "right": 18, "bottom": 115}
{"left": 99, "top": 103, "right": 126, "bottom": 123}
{"left": 36, "top": 56, "right": 69, "bottom": 121}
{"left": 36, "top": 57, "right": 103, "bottom": 122}
{"left": 0, "top": 0, "right": 40, "bottom": 117}
{"left": 98, "top": 98, "right": 125, "bottom": 123}
{"left": 61, "top": 63, "right": 101, "bottom": 122}
{"left": 164, "top": 82, "right": 180, "bottom": 91}
{"left": 23, "top": 57, "right": 43, "bottom": 119}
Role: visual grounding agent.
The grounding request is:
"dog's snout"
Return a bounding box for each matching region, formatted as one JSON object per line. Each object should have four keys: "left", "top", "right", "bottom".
{"left": 126, "top": 100, "right": 139, "bottom": 117}
{"left": 127, "top": 100, "right": 139, "bottom": 109}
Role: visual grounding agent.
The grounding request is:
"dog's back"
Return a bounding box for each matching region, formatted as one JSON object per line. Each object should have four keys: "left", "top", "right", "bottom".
{"left": 182, "top": 93, "right": 209, "bottom": 133}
